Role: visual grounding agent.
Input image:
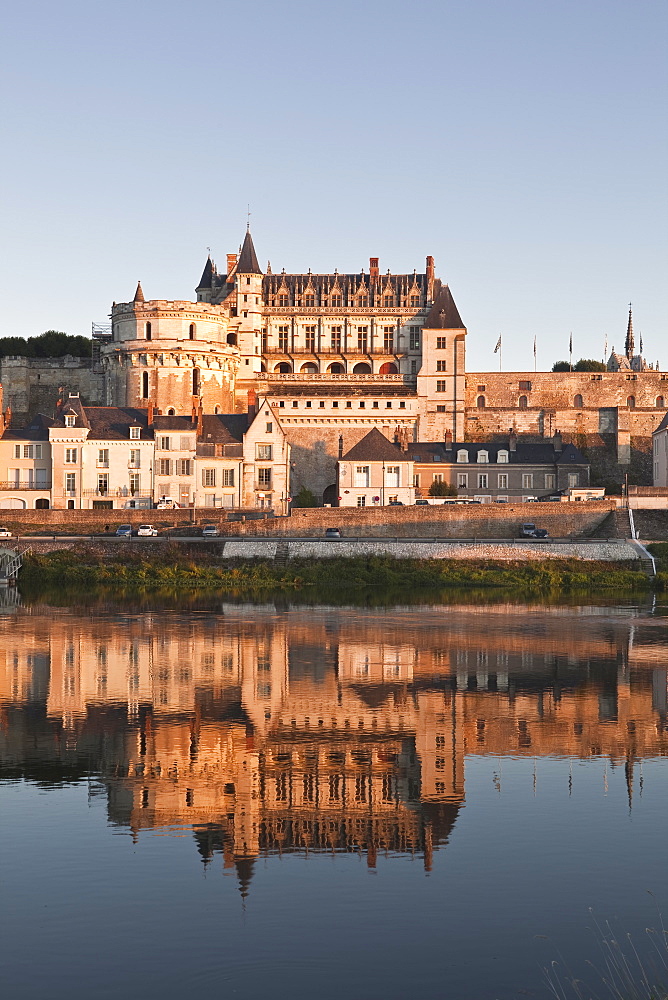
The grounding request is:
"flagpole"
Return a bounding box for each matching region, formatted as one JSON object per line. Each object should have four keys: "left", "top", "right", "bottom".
{"left": 533, "top": 335, "right": 537, "bottom": 373}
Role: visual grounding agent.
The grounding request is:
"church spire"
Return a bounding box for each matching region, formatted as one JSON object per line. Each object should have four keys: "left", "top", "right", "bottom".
{"left": 625, "top": 303, "right": 635, "bottom": 359}
{"left": 133, "top": 281, "right": 145, "bottom": 303}
{"left": 236, "top": 229, "right": 262, "bottom": 274}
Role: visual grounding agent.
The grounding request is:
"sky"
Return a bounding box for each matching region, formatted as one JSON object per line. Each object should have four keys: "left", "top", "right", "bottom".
{"left": 0, "top": 0, "right": 666, "bottom": 371}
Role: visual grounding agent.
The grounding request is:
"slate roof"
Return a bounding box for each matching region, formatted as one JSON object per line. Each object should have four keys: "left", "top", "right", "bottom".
{"left": 84, "top": 407, "right": 152, "bottom": 440}
{"left": 423, "top": 281, "right": 465, "bottom": 329}
{"left": 262, "top": 270, "right": 428, "bottom": 305}
{"left": 654, "top": 412, "right": 668, "bottom": 433}
{"left": 199, "top": 413, "right": 249, "bottom": 444}
{"left": 236, "top": 230, "right": 262, "bottom": 275}
{"left": 152, "top": 415, "right": 197, "bottom": 432}
{"left": 196, "top": 256, "right": 214, "bottom": 290}
{"left": 409, "top": 441, "right": 588, "bottom": 465}
{"left": 1, "top": 412, "right": 54, "bottom": 441}
{"left": 342, "top": 428, "right": 408, "bottom": 462}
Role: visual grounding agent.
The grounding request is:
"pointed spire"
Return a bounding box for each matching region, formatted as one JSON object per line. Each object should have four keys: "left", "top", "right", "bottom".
{"left": 625, "top": 303, "right": 635, "bottom": 359}
{"left": 133, "top": 281, "right": 144, "bottom": 303}
{"left": 237, "top": 230, "right": 262, "bottom": 274}
{"left": 196, "top": 255, "right": 214, "bottom": 291}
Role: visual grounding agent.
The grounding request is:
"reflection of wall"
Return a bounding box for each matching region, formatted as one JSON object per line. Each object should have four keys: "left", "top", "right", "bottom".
{"left": 1, "top": 603, "right": 667, "bottom": 880}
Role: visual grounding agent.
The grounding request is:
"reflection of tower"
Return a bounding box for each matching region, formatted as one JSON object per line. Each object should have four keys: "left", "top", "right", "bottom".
{"left": 235, "top": 857, "right": 255, "bottom": 903}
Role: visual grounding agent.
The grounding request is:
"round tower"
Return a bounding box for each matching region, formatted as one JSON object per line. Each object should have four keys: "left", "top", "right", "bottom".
{"left": 102, "top": 283, "right": 240, "bottom": 414}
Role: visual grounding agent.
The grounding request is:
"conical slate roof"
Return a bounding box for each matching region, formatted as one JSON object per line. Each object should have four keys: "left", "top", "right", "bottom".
{"left": 196, "top": 256, "right": 214, "bottom": 290}
{"left": 236, "top": 230, "right": 262, "bottom": 274}
{"left": 133, "top": 281, "right": 145, "bottom": 303}
{"left": 423, "top": 281, "right": 464, "bottom": 329}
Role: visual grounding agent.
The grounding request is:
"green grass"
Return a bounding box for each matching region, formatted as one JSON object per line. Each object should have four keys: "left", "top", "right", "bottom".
{"left": 18, "top": 549, "right": 652, "bottom": 598}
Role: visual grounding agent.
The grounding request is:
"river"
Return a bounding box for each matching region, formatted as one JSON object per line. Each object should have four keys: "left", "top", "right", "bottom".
{"left": 1, "top": 590, "right": 667, "bottom": 999}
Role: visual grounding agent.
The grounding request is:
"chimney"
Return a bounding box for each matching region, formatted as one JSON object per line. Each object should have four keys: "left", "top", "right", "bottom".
{"left": 338, "top": 434, "right": 344, "bottom": 458}
{"left": 509, "top": 428, "right": 517, "bottom": 452}
{"left": 191, "top": 403, "right": 198, "bottom": 424}
{"left": 227, "top": 253, "right": 238, "bottom": 277}
{"left": 247, "top": 388, "right": 258, "bottom": 420}
{"left": 4, "top": 405, "right": 11, "bottom": 429}
{"left": 553, "top": 430, "right": 562, "bottom": 454}
{"left": 426, "top": 255, "right": 435, "bottom": 296}
{"left": 147, "top": 399, "right": 154, "bottom": 426}
{"left": 197, "top": 402, "right": 203, "bottom": 437}
{"left": 443, "top": 429, "right": 453, "bottom": 451}
{"left": 369, "top": 257, "right": 379, "bottom": 281}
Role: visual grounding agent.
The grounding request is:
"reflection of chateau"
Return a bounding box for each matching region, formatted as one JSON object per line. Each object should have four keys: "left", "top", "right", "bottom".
{"left": 1, "top": 603, "right": 666, "bottom": 891}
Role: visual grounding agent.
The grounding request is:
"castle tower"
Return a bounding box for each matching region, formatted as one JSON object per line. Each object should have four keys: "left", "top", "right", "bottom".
{"left": 416, "top": 276, "right": 467, "bottom": 441}
{"left": 101, "top": 285, "right": 240, "bottom": 415}
{"left": 233, "top": 229, "right": 264, "bottom": 376}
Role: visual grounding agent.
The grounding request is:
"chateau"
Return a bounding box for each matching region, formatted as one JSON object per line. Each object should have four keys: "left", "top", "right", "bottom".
{"left": 0, "top": 227, "right": 665, "bottom": 505}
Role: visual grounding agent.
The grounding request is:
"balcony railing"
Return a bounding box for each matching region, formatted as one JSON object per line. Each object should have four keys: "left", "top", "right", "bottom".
{"left": 261, "top": 373, "right": 416, "bottom": 384}
{"left": 0, "top": 481, "right": 51, "bottom": 491}
{"left": 82, "top": 488, "right": 148, "bottom": 498}
{"left": 263, "top": 347, "right": 407, "bottom": 356}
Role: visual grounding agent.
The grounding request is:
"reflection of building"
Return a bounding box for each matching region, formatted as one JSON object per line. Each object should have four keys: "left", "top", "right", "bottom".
{"left": 1, "top": 602, "right": 667, "bottom": 894}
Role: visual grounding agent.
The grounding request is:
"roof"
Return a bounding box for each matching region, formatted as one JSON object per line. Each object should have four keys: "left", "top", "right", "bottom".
{"left": 261, "top": 270, "right": 428, "bottom": 305}
{"left": 423, "top": 280, "right": 465, "bottom": 329}
{"left": 196, "top": 256, "right": 214, "bottom": 290}
{"left": 341, "top": 428, "right": 408, "bottom": 462}
{"left": 152, "top": 415, "right": 197, "bottom": 432}
{"left": 655, "top": 412, "right": 668, "bottom": 433}
{"left": 200, "top": 413, "right": 249, "bottom": 443}
{"left": 410, "top": 440, "right": 589, "bottom": 466}
{"left": 82, "top": 407, "right": 152, "bottom": 440}
{"left": 1, "top": 412, "right": 54, "bottom": 441}
{"left": 236, "top": 230, "right": 262, "bottom": 275}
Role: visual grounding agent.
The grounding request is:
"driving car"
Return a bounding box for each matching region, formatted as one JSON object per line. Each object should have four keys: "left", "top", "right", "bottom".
{"left": 115, "top": 524, "right": 133, "bottom": 537}
{"left": 0, "top": 526, "right": 13, "bottom": 538}
{"left": 202, "top": 524, "right": 219, "bottom": 537}
{"left": 324, "top": 528, "right": 341, "bottom": 538}
{"left": 137, "top": 524, "right": 158, "bottom": 537}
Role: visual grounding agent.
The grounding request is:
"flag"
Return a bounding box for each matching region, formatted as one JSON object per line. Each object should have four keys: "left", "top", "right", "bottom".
{"left": 533, "top": 335, "right": 536, "bottom": 358}
{"left": 640, "top": 332, "right": 643, "bottom": 355}
{"left": 494, "top": 334, "right": 502, "bottom": 354}
{"left": 569, "top": 332, "right": 573, "bottom": 355}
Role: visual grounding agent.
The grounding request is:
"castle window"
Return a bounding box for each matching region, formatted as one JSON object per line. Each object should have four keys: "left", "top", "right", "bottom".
{"left": 477, "top": 384, "right": 486, "bottom": 392}
{"left": 436, "top": 405, "right": 446, "bottom": 412}
{"left": 627, "top": 395, "right": 636, "bottom": 409}
{"left": 410, "top": 296, "right": 420, "bottom": 307}
{"left": 574, "top": 394, "right": 583, "bottom": 408}
{"left": 304, "top": 295, "right": 315, "bottom": 307}
{"left": 437, "top": 360, "right": 447, "bottom": 372}
{"left": 477, "top": 395, "right": 485, "bottom": 408}
{"left": 358, "top": 297, "right": 368, "bottom": 307}
{"left": 519, "top": 381, "right": 532, "bottom": 391}
{"left": 436, "top": 380, "right": 447, "bottom": 392}
{"left": 518, "top": 395, "right": 528, "bottom": 409}
{"left": 409, "top": 328, "right": 420, "bottom": 350}
{"left": 331, "top": 295, "right": 342, "bottom": 307}
{"left": 142, "top": 372, "right": 149, "bottom": 398}
{"left": 145, "top": 322, "right": 151, "bottom": 340}
{"left": 167, "top": 408, "right": 175, "bottom": 416}
{"left": 656, "top": 396, "right": 665, "bottom": 408}
{"left": 278, "top": 295, "right": 289, "bottom": 306}
{"left": 399, "top": 401, "right": 406, "bottom": 408}
{"left": 384, "top": 296, "right": 394, "bottom": 307}
{"left": 189, "top": 324, "right": 195, "bottom": 340}
{"left": 436, "top": 337, "right": 446, "bottom": 349}
{"left": 383, "top": 327, "right": 394, "bottom": 352}
{"left": 192, "top": 368, "right": 200, "bottom": 396}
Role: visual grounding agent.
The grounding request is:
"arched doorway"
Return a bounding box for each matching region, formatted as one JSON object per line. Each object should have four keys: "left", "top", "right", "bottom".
{"left": 353, "top": 362, "right": 371, "bottom": 374}
{"left": 379, "top": 362, "right": 398, "bottom": 374}
{"left": 518, "top": 395, "right": 528, "bottom": 410}
{"left": 476, "top": 395, "right": 485, "bottom": 409}
{"left": 323, "top": 484, "right": 338, "bottom": 507}
{"left": 0, "top": 498, "right": 26, "bottom": 509}
{"left": 275, "top": 362, "right": 292, "bottom": 374}
{"left": 35, "top": 498, "right": 50, "bottom": 509}
{"left": 300, "top": 362, "right": 318, "bottom": 374}
{"left": 327, "top": 362, "right": 345, "bottom": 374}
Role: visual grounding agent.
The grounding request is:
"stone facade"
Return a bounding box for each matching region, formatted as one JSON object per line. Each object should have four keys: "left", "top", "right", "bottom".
{"left": 0, "top": 355, "right": 92, "bottom": 425}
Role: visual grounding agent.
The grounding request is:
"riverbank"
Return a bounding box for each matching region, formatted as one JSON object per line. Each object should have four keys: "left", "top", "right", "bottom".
{"left": 18, "top": 547, "right": 660, "bottom": 597}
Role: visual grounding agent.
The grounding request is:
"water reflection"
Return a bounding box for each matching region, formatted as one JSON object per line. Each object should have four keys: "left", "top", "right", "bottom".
{"left": 1, "top": 600, "right": 667, "bottom": 891}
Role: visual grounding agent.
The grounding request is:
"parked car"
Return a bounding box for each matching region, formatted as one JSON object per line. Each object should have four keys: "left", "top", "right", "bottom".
{"left": 202, "top": 524, "right": 218, "bottom": 537}
{"left": 115, "top": 524, "right": 133, "bottom": 537}
{"left": 137, "top": 524, "right": 158, "bottom": 537}
{"left": 388, "top": 500, "right": 404, "bottom": 506}
{"left": 324, "top": 528, "right": 341, "bottom": 538}
{"left": 0, "top": 526, "right": 13, "bottom": 538}
{"left": 519, "top": 523, "right": 549, "bottom": 538}
{"left": 415, "top": 499, "right": 430, "bottom": 506}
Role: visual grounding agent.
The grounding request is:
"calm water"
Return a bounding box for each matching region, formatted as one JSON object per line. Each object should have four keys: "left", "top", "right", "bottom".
{"left": 1, "top": 591, "right": 667, "bottom": 1000}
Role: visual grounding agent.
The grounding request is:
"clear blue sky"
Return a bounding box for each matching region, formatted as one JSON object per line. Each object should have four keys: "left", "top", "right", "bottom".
{"left": 0, "top": 0, "right": 665, "bottom": 371}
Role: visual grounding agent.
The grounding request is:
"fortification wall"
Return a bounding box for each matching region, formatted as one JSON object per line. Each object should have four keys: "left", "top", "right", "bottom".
{"left": 0, "top": 356, "right": 94, "bottom": 424}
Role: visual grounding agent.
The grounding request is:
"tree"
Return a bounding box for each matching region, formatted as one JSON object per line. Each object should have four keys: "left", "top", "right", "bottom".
{"left": 291, "top": 487, "right": 318, "bottom": 507}
{"left": 574, "top": 359, "right": 606, "bottom": 372}
{"left": 428, "top": 480, "right": 457, "bottom": 497}
{"left": 0, "top": 331, "right": 92, "bottom": 359}
{"left": 551, "top": 361, "right": 571, "bottom": 372}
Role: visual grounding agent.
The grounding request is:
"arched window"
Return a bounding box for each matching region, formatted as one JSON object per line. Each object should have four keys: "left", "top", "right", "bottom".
{"left": 328, "top": 362, "right": 345, "bottom": 374}
{"left": 477, "top": 450, "right": 488, "bottom": 464}
{"left": 275, "top": 362, "right": 292, "bottom": 374}
{"left": 519, "top": 395, "right": 528, "bottom": 410}
{"left": 214, "top": 405, "right": 220, "bottom": 414}
{"left": 379, "top": 362, "right": 398, "bottom": 374}
{"left": 457, "top": 449, "right": 468, "bottom": 463}
{"left": 627, "top": 395, "right": 636, "bottom": 409}
{"left": 192, "top": 368, "right": 200, "bottom": 396}
{"left": 656, "top": 396, "right": 665, "bottom": 408}
{"left": 227, "top": 332, "right": 237, "bottom": 346}
{"left": 352, "top": 362, "right": 371, "bottom": 374}
{"left": 142, "top": 371, "right": 149, "bottom": 398}
{"left": 145, "top": 322, "right": 151, "bottom": 340}
{"left": 167, "top": 408, "right": 175, "bottom": 416}
{"left": 574, "top": 394, "right": 583, "bottom": 408}
{"left": 477, "top": 395, "right": 486, "bottom": 409}
{"left": 189, "top": 323, "right": 195, "bottom": 340}
{"left": 300, "top": 362, "right": 318, "bottom": 374}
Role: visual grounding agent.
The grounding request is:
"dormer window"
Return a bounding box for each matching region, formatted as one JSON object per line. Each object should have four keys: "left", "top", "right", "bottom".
{"left": 65, "top": 414, "right": 76, "bottom": 427}
{"left": 497, "top": 450, "right": 509, "bottom": 463}
{"left": 457, "top": 449, "right": 468, "bottom": 463}
{"left": 477, "top": 451, "right": 488, "bottom": 463}
{"left": 130, "top": 426, "right": 140, "bottom": 440}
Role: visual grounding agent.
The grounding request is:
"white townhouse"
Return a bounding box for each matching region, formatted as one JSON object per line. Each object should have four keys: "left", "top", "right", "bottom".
{"left": 653, "top": 413, "right": 668, "bottom": 487}
{"left": 0, "top": 412, "right": 53, "bottom": 510}
{"left": 337, "top": 429, "right": 415, "bottom": 508}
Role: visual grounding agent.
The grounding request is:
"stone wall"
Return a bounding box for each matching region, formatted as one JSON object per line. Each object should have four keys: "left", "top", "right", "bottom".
{"left": 0, "top": 356, "right": 94, "bottom": 424}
